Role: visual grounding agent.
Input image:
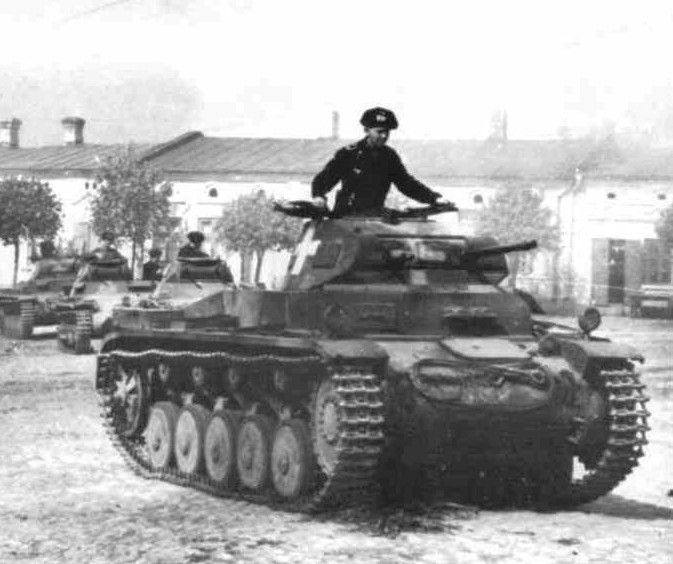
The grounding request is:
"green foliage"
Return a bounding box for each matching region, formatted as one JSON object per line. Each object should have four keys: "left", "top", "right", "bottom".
{"left": 656, "top": 205, "right": 673, "bottom": 246}
{"left": 0, "top": 177, "right": 62, "bottom": 284}
{"left": 87, "top": 145, "right": 173, "bottom": 275}
{"left": 475, "top": 183, "right": 559, "bottom": 287}
{"left": 216, "top": 190, "right": 302, "bottom": 253}
{"left": 215, "top": 190, "right": 303, "bottom": 282}
{"left": 88, "top": 145, "right": 172, "bottom": 245}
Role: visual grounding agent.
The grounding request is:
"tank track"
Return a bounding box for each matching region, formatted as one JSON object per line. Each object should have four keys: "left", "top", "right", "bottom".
{"left": 96, "top": 349, "right": 385, "bottom": 513}
{"left": 566, "top": 366, "right": 650, "bottom": 505}
{"left": 58, "top": 309, "right": 93, "bottom": 354}
{"left": 2, "top": 300, "right": 35, "bottom": 339}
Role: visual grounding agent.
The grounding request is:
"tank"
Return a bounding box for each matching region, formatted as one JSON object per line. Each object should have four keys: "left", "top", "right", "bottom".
{"left": 0, "top": 256, "right": 79, "bottom": 339}
{"left": 95, "top": 201, "right": 649, "bottom": 511}
{"left": 54, "top": 257, "right": 136, "bottom": 353}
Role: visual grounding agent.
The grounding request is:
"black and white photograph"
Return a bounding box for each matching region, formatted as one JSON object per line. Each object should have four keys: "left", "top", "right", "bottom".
{"left": 0, "top": 1, "right": 671, "bottom": 562}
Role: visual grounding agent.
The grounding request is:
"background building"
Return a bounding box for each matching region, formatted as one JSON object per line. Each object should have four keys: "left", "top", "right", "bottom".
{"left": 1, "top": 119, "right": 672, "bottom": 315}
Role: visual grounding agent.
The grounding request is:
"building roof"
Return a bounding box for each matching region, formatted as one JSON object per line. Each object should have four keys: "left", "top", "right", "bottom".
{"left": 145, "top": 133, "right": 603, "bottom": 182}
{"left": 145, "top": 133, "right": 673, "bottom": 182}
{"left": 0, "top": 143, "right": 151, "bottom": 176}
{"left": 2, "top": 131, "right": 673, "bottom": 182}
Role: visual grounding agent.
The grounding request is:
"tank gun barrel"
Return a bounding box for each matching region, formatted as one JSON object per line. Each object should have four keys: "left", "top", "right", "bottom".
{"left": 463, "top": 240, "right": 538, "bottom": 259}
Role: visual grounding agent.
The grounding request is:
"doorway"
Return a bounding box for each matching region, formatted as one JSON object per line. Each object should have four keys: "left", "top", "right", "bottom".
{"left": 607, "top": 239, "right": 625, "bottom": 303}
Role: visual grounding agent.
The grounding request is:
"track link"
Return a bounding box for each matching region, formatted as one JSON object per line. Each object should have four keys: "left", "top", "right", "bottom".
{"left": 566, "top": 367, "right": 649, "bottom": 505}
{"left": 96, "top": 350, "right": 386, "bottom": 513}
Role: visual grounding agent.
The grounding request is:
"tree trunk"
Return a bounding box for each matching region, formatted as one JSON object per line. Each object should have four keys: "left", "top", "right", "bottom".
{"left": 254, "top": 248, "right": 264, "bottom": 285}
{"left": 12, "top": 240, "right": 20, "bottom": 286}
{"left": 136, "top": 239, "right": 145, "bottom": 281}
{"left": 241, "top": 250, "right": 253, "bottom": 284}
{"left": 130, "top": 241, "right": 137, "bottom": 279}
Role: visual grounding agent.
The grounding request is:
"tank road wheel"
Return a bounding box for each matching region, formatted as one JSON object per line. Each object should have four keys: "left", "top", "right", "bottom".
{"left": 4, "top": 301, "right": 35, "bottom": 339}
{"left": 112, "top": 365, "right": 149, "bottom": 438}
{"left": 204, "top": 410, "right": 239, "bottom": 488}
{"left": 145, "top": 402, "right": 180, "bottom": 470}
{"left": 73, "top": 310, "right": 93, "bottom": 354}
{"left": 271, "top": 419, "right": 314, "bottom": 500}
{"left": 174, "top": 405, "right": 210, "bottom": 475}
{"left": 236, "top": 414, "right": 273, "bottom": 491}
{"left": 314, "top": 379, "right": 341, "bottom": 474}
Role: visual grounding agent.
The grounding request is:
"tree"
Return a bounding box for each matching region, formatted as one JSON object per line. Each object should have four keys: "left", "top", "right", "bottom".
{"left": 656, "top": 204, "right": 673, "bottom": 247}
{"left": 88, "top": 146, "right": 172, "bottom": 277}
{"left": 0, "top": 177, "right": 62, "bottom": 285}
{"left": 215, "top": 190, "right": 303, "bottom": 283}
{"left": 475, "top": 183, "right": 559, "bottom": 289}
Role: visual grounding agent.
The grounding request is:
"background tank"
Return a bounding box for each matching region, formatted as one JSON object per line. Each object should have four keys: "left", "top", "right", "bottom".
{"left": 95, "top": 201, "right": 649, "bottom": 511}
{"left": 55, "top": 257, "right": 136, "bottom": 353}
{"left": 0, "top": 256, "right": 79, "bottom": 339}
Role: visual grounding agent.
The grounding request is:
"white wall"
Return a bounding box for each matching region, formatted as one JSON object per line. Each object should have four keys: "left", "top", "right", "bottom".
{"left": 560, "top": 181, "right": 673, "bottom": 303}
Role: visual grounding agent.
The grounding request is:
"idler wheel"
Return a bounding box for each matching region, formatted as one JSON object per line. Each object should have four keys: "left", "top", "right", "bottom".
{"left": 174, "top": 405, "right": 210, "bottom": 475}
{"left": 236, "top": 414, "right": 273, "bottom": 491}
{"left": 271, "top": 419, "right": 313, "bottom": 500}
{"left": 113, "top": 366, "right": 148, "bottom": 438}
{"left": 145, "top": 402, "right": 179, "bottom": 470}
{"left": 204, "top": 410, "right": 240, "bottom": 488}
{"left": 314, "top": 379, "right": 341, "bottom": 474}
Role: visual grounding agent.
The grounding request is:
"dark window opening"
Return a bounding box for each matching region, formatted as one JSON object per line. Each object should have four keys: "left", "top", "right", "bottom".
{"left": 658, "top": 193, "right": 667, "bottom": 200}
{"left": 608, "top": 239, "right": 625, "bottom": 303}
{"left": 643, "top": 239, "right": 671, "bottom": 284}
{"left": 208, "top": 187, "right": 218, "bottom": 198}
{"left": 473, "top": 194, "right": 483, "bottom": 204}
{"left": 607, "top": 192, "right": 616, "bottom": 199}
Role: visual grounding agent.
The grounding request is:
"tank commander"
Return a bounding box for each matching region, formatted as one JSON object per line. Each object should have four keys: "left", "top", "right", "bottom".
{"left": 88, "top": 231, "right": 125, "bottom": 262}
{"left": 178, "top": 231, "right": 210, "bottom": 259}
{"left": 142, "top": 248, "right": 164, "bottom": 281}
{"left": 311, "top": 107, "right": 453, "bottom": 215}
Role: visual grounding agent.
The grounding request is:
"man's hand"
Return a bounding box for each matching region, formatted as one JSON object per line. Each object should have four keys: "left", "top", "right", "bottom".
{"left": 435, "top": 196, "right": 457, "bottom": 210}
{"left": 311, "top": 196, "right": 327, "bottom": 209}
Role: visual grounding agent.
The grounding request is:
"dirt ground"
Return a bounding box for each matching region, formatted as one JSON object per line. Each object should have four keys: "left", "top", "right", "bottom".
{"left": 0, "top": 318, "right": 672, "bottom": 563}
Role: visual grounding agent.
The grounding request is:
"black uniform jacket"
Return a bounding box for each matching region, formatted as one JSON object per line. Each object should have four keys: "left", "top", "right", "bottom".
{"left": 142, "top": 261, "right": 163, "bottom": 281}
{"left": 178, "top": 245, "right": 209, "bottom": 258}
{"left": 311, "top": 138, "right": 440, "bottom": 213}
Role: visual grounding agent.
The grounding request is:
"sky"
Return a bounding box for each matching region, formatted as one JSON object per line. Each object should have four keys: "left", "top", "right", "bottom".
{"left": 1, "top": 0, "right": 673, "bottom": 145}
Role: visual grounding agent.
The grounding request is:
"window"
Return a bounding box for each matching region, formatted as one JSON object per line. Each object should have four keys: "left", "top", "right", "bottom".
{"left": 658, "top": 193, "right": 667, "bottom": 200}
{"left": 473, "top": 194, "right": 483, "bottom": 204}
{"left": 643, "top": 239, "right": 671, "bottom": 284}
{"left": 208, "top": 187, "right": 218, "bottom": 198}
{"left": 607, "top": 192, "right": 616, "bottom": 199}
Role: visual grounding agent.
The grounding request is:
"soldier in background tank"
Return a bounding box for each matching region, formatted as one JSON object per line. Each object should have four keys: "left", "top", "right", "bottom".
{"left": 178, "top": 231, "right": 209, "bottom": 258}
{"left": 95, "top": 200, "right": 649, "bottom": 512}
{"left": 142, "top": 248, "right": 164, "bottom": 281}
{"left": 88, "top": 231, "right": 125, "bottom": 262}
{"left": 312, "top": 107, "right": 454, "bottom": 215}
{"left": 177, "top": 231, "right": 234, "bottom": 283}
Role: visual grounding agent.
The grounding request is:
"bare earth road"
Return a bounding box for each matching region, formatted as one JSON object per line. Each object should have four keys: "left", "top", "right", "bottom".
{"left": 0, "top": 317, "right": 671, "bottom": 563}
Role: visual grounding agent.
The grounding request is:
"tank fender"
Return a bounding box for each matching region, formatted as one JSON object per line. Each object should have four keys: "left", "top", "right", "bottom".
{"left": 559, "top": 339, "right": 643, "bottom": 375}
{"left": 314, "top": 339, "right": 389, "bottom": 364}
{"left": 98, "top": 332, "right": 130, "bottom": 354}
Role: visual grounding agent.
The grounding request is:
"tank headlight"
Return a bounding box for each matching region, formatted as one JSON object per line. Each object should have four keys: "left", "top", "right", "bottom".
{"left": 578, "top": 307, "right": 601, "bottom": 334}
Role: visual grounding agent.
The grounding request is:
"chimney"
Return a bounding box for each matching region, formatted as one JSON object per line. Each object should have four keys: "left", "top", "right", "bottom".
{"left": 331, "top": 111, "right": 340, "bottom": 139}
{"left": 0, "top": 118, "right": 22, "bottom": 148}
{"left": 61, "top": 116, "right": 85, "bottom": 145}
